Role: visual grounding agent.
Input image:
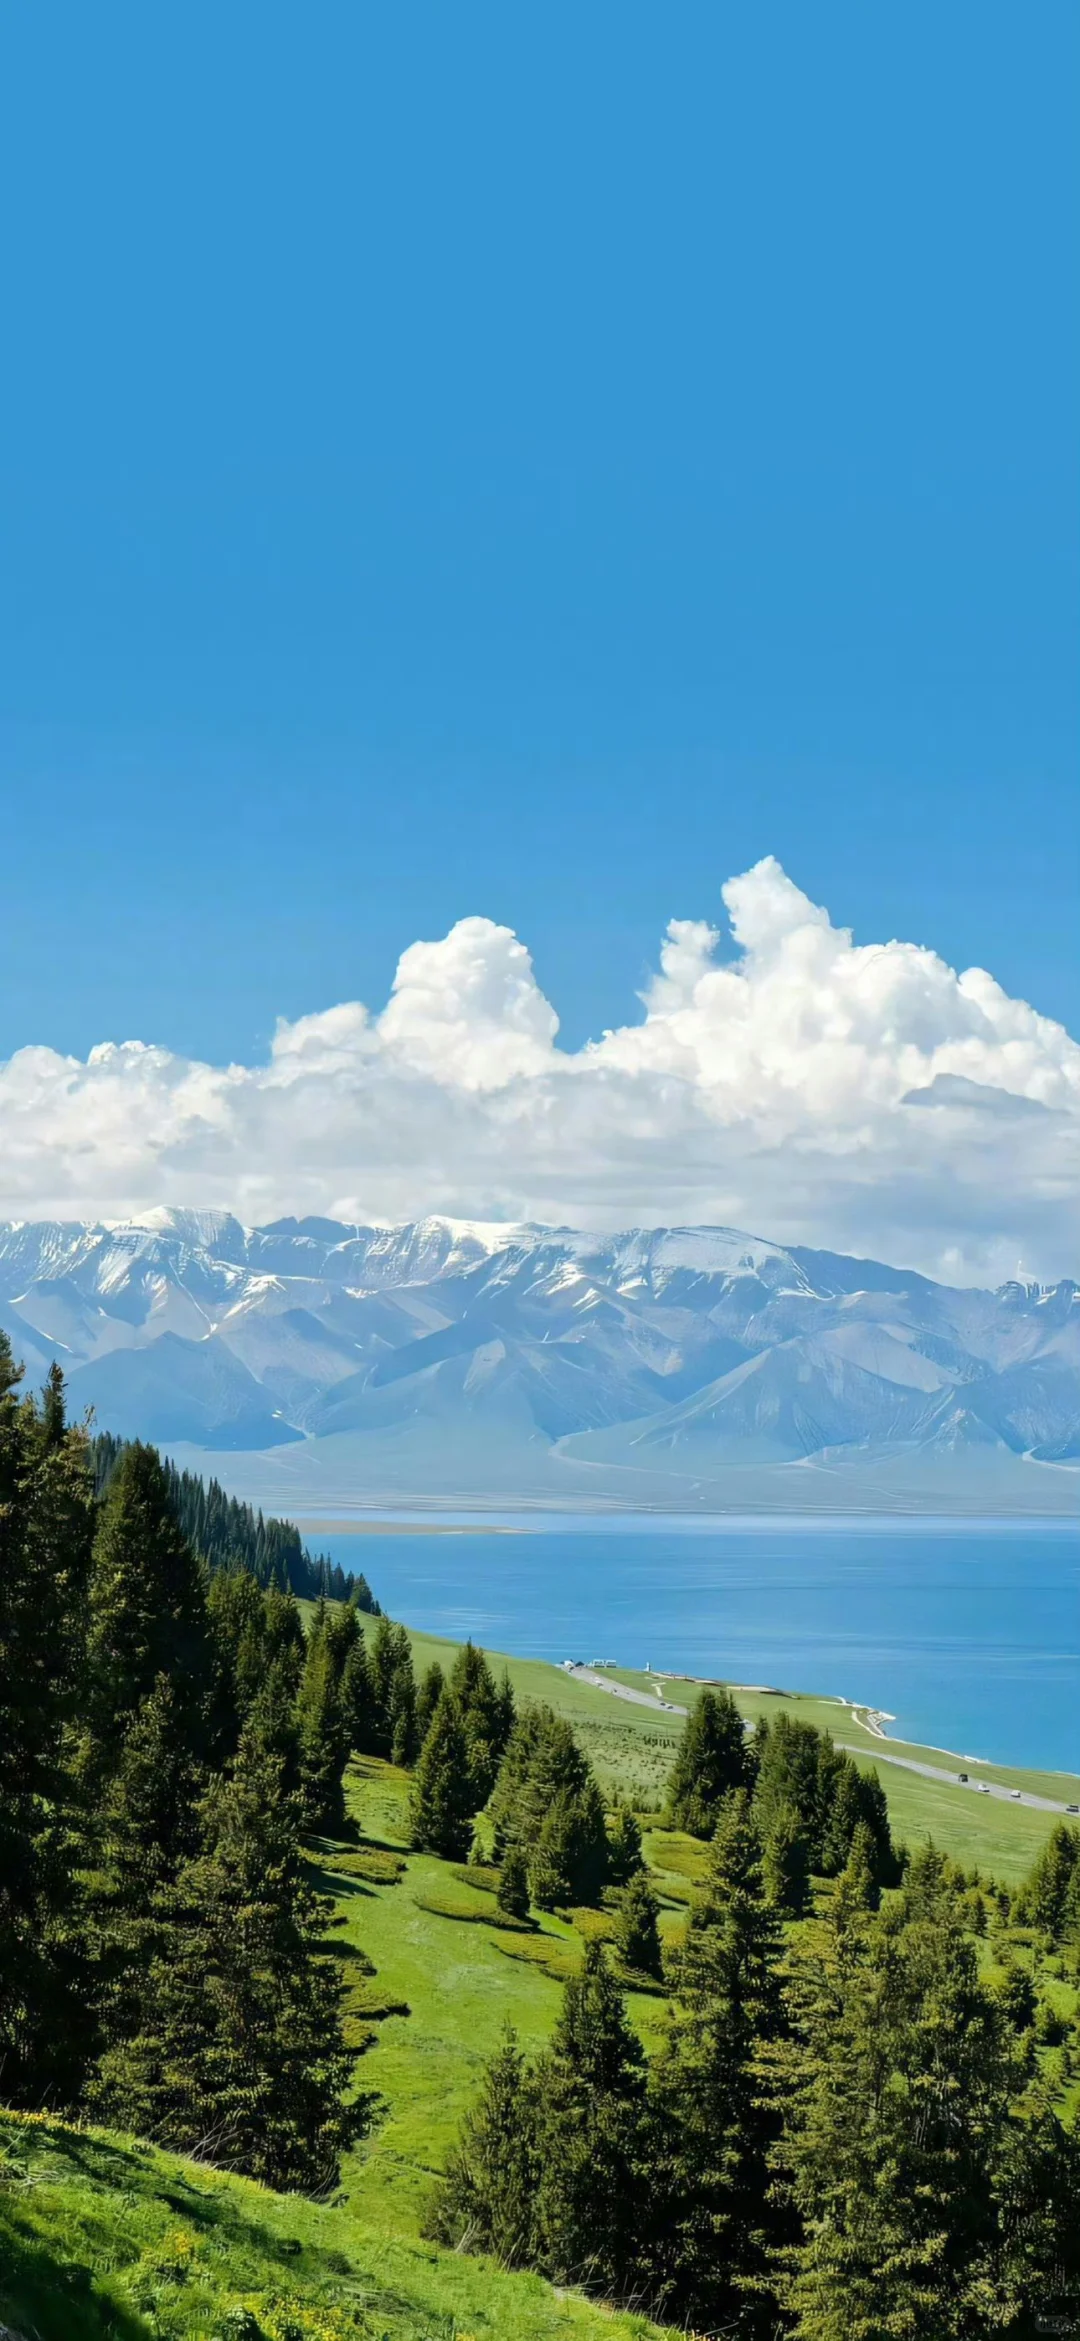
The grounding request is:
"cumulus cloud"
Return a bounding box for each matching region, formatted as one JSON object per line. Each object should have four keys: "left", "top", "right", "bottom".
{"left": 1, "top": 858, "right": 1077, "bottom": 1283}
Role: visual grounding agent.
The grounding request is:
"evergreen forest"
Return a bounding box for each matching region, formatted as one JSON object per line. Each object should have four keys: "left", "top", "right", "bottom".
{"left": 2, "top": 1339, "right": 1079, "bottom": 2340}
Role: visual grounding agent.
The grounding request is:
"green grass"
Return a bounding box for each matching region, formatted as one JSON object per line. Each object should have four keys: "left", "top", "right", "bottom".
{"left": 398, "top": 1627, "right": 1078, "bottom": 1883}
{"left": 7, "top": 1623, "right": 1075, "bottom": 2341}
{"left": 335, "top": 1759, "right": 671, "bottom": 2241}
{"left": 0, "top": 2109, "right": 667, "bottom": 2341}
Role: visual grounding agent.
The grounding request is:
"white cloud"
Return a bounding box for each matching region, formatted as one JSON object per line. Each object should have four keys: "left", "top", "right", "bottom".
{"left": 1, "top": 857, "right": 1077, "bottom": 1283}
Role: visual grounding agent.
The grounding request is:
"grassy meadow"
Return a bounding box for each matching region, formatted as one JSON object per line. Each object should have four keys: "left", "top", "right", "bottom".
{"left": 0, "top": 2105, "right": 667, "bottom": 2341}
{"left": 4, "top": 1610, "right": 1075, "bottom": 2341}
{"left": 399, "top": 1624, "right": 1080, "bottom": 1882}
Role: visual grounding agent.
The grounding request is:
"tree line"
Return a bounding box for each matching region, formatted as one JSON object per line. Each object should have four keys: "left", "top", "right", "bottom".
{"left": 428, "top": 1684, "right": 1080, "bottom": 2335}
{"left": 93, "top": 1430, "right": 379, "bottom": 1608}
{"left": 432, "top": 1790, "right": 1080, "bottom": 2336}
{"left": 0, "top": 1348, "right": 382, "bottom": 2190}
{"left": 5, "top": 1340, "right": 1079, "bottom": 2331}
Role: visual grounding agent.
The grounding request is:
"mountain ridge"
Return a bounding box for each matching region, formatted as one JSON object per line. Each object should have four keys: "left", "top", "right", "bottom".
{"left": 1, "top": 1211, "right": 1076, "bottom": 1511}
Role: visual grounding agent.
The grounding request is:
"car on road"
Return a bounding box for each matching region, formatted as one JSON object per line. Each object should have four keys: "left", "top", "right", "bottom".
{"left": 1067, "top": 1803, "right": 1079, "bottom": 1814}
{"left": 958, "top": 1771, "right": 969, "bottom": 1782}
{"left": 977, "top": 1784, "right": 991, "bottom": 1794}
{"left": 1010, "top": 1788, "right": 1022, "bottom": 1800}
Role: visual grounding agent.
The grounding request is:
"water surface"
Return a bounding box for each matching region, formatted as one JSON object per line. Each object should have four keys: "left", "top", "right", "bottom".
{"left": 319, "top": 1518, "right": 1079, "bottom": 1774}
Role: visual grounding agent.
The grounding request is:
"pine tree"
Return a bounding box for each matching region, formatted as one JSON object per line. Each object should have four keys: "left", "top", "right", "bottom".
{"left": 497, "top": 1841, "right": 531, "bottom": 1920}
{"left": 389, "top": 1648, "right": 419, "bottom": 1766}
{"left": 607, "top": 1798, "right": 644, "bottom": 1883}
{"left": 651, "top": 1788, "right": 787, "bottom": 2336}
{"left": 101, "top": 1672, "right": 204, "bottom": 1902}
{"left": 206, "top": 1566, "right": 270, "bottom": 1758}
{"left": 778, "top": 1867, "right": 1048, "bottom": 2338}
{"left": 832, "top": 1817, "right": 881, "bottom": 1922}
{"left": 532, "top": 1943, "right": 649, "bottom": 2297}
{"left": 495, "top": 1666, "right": 517, "bottom": 1750}
{"left": 616, "top": 1869, "right": 663, "bottom": 1980}
{"left": 529, "top": 1778, "right": 609, "bottom": 1910}
{"left": 41, "top": 1359, "right": 67, "bottom": 1448}
{"left": 367, "top": 1617, "right": 416, "bottom": 1759}
{"left": 367, "top": 1613, "right": 399, "bottom": 1751}
{"left": 664, "top": 1687, "right": 749, "bottom": 1836}
{"left": 296, "top": 1614, "right": 348, "bottom": 1834}
{"left": 409, "top": 1691, "right": 475, "bottom": 1858}
{"left": 84, "top": 1441, "right": 212, "bottom": 1781}
{"left": 489, "top": 1706, "right": 610, "bottom": 1903}
{"left": 89, "top": 1728, "right": 361, "bottom": 2191}
{"left": 449, "top": 1640, "right": 506, "bottom": 1803}
{"left": 762, "top": 1798, "right": 811, "bottom": 1916}
{"left": 1017, "top": 1821, "right": 1079, "bottom": 1939}
{"left": 244, "top": 1652, "right": 303, "bottom": 1794}
{"left": 341, "top": 1633, "right": 375, "bottom": 1753}
{"left": 426, "top": 2026, "right": 541, "bottom": 2264}
{"left": 415, "top": 1660, "right": 446, "bottom": 1747}
{"left": 91, "top": 1673, "right": 206, "bottom": 2059}
{"left": 0, "top": 1341, "right": 97, "bottom": 2103}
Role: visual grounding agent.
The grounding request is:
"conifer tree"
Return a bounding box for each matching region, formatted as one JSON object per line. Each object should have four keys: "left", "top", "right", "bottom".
{"left": 762, "top": 1798, "right": 811, "bottom": 1916}
{"left": 651, "top": 1788, "right": 787, "bottom": 2336}
{"left": 426, "top": 2026, "right": 541, "bottom": 2264}
{"left": 389, "top": 1647, "right": 419, "bottom": 1766}
{"left": 0, "top": 1341, "right": 97, "bottom": 2103}
{"left": 84, "top": 1441, "right": 212, "bottom": 1781}
{"left": 245, "top": 1652, "right": 303, "bottom": 1793}
{"left": 495, "top": 1665, "right": 517, "bottom": 1750}
{"left": 322, "top": 1597, "right": 361, "bottom": 1685}
{"left": 340, "top": 1632, "right": 374, "bottom": 1753}
{"left": 834, "top": 1817, "right": 881, "bottom": 1918}
{"left": 607, "top": 1798, "right": 644, "bottom": 1883}
{"left": 449, "top": 1639, "right": 507, "bottom": 1803}
{"left": 532, "top": 1943, "right": 649, "bottom": 2296}
{"left": 497, "top": 1841, "right": 531, "bottom": 1920}
{"left": 529, "top": 1777, "right": 609, "bottom": 1910}
{"left": 489, "top": 1706, "right": 610, "bottom": 1903}
{"left": 89, "top": 1727, "right": 360, "bottom": 2191}
{"left": 367, "top": 1616, "right": 416, "bottom": 1759}
{"left": 206, "top": 1566, "right": 268, "bottom": 1757}
{"left": 367, "top": 1612, "right": 399, "bottom": 1749}
{"left": 101, "top": 1672, "right": 204, "bottom": 1902}
{"left": 91, "top": 1672, "right": 206, "bottom": 2060}
{"left": 409, "top": 1690, "right": 475, "bottom": 1858}
{"left": 1017, "top": 1821, "right": 1079, "bottom": 1938}
{"left": 262, "top": 1583, "right": 305, "bottom": 1666}
{"left": 665, "top": 1687, "right": 749, "bottom": 1836}
{"left": 296, "top": 1612, "right": 348, "bottom": 1833}
{"left": 41, "top": 1358, "right": 67, "bottom": 1448}
{"left": 415, "top": 1660, "right": 445, "bottom": 1746}
{"left": 777, "top": 1863, "right": 1067, "bottom": 2337}
{"left": 616, "top": 1869, "right": 663, "bottom": 1979}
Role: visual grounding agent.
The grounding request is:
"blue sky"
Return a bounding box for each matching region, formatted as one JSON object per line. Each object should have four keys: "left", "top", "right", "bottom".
{"left": 0, "top": 4, "right": 1077, "bottom": 1276}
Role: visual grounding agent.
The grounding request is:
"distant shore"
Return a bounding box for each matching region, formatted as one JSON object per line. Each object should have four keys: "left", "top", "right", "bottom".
{"left": 295, "top": 1516, "right": 520, "bottom": 1536}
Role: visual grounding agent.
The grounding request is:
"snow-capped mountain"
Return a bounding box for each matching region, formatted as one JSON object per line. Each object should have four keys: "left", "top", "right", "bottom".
{"left": 0, "top": 1210, "right": 1077, "bottom": 1511}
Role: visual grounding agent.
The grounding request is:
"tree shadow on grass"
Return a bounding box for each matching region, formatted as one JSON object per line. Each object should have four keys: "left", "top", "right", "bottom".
{"left": 0, "top": 2222, "right": 150, "bottom": 2341}
{"left": 304, "top": 1860, "right": 377, "bottom": 1899}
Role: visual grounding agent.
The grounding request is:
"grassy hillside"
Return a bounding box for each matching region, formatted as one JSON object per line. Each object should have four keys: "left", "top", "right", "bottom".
{"left": 6, "top": 1635, "right": 1074, "bottom": 2341}
{"left": 331, "top": 1756, "right": 679, "bottom": 2238}
{"left": 398, "top": 1625, "right": 1079, "bottom": 1883}
{"left": 0, "top": 2107, "right": 666, "bottom": 2341}
{"left": 319, "top": 1749, "right": 1080, "bottom": 2250}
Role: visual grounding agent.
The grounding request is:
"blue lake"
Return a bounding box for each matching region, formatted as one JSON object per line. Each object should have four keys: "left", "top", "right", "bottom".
{"left": 318, "top": 1517, "right": 1080, "bottom": 1775}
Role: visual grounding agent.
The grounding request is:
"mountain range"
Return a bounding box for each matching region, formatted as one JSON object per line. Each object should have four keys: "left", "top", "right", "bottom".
{"left": 1, "top": 1209, "right": 1077, "bottom": 1514}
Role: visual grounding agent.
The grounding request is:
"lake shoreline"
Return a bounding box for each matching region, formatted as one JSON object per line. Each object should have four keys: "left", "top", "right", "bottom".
{"left": 313, "top": 1517, "right": 1079, "bottom": 1775}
